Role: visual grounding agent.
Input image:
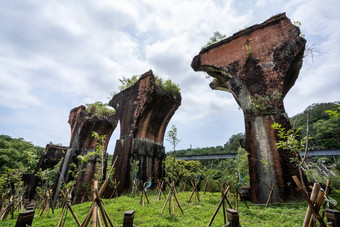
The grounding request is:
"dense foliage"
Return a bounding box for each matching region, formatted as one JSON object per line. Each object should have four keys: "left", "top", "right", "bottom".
{"left": 164, "top": 156, "right": 202, "bottom": 184}
{"left": 290, "top": 102, "right": 340, "bottom": 149}
{"left": 155, "top": 76, "right": 181, "bottom": 97}
{"left": 85, "top": 101, "right": 116, "bottom": 117}
{"left": 0, "top": 135, "right": 43, "bottom": 174}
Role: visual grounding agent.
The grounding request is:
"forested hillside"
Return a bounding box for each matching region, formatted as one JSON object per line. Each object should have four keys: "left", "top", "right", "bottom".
{"left": 0, "top": 135, "right": 44, "bottom": 174}
{"left": 172, "top": 101, "right": 340, "bottom": 156}
{"left": 290, "top": 102, "right": 340, "bottom": 150}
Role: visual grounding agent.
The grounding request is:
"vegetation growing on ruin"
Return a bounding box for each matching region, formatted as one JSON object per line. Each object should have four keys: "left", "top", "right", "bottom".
{"left": 118, "top": 75, "right": 139, "bottom": 91}
{"left": 85, "top": 101, "right": 116, "bottom": 117}
{"left": 155, "top": 76, "right": 181, "bottom": 97}
{"left": 242, "top": 38, "right": 253, "bottom": 56}
{"left": 202, "top": 31, "right": 226, "bottom": 49}
{"left": 118, "top": 75, "right": 181, "bottom": 96}
{"left": 249, "top": 90, "right": 281, "bottom": 115}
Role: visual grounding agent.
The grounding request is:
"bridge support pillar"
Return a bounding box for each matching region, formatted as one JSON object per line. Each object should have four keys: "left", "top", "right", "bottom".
{"left": 192, "top": 13, "right": 307, "bottom": 203}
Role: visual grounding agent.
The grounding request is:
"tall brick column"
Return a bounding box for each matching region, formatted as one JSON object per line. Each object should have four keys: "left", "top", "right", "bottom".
{"left": 52, "top": 106, "right": 118, "bottom": 205}
{"left": 107, "top": 70, "right": 181, "bottom": 195}
{"left": 192, "top": 13, "right": 306, "bottom": 203}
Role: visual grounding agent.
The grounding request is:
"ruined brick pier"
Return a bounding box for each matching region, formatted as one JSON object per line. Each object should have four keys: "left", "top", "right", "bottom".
{"left": 107, "top": 70, "right": 181, "bottom": 196}
{"left": 192, "top": 13, "right": 306, "bottom": 203}
{"left": 52, "top": 105, "right": 118, "bottom": 205}
{"left": 25, "top": 144, "right": 67, "bottom": 200}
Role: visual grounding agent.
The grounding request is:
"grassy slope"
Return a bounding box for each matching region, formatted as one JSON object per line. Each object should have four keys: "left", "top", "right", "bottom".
{"left": 1, "top": 190, "right": 339, "bottom": 227}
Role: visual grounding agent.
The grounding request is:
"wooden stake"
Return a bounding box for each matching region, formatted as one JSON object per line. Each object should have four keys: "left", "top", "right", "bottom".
{"left": 161, "top": 182, "right": 183, "bottom": 216}
{"left": 303, "top": 182, "right": 319, "bottom": 227}
{"left": 203, "top": 179, "right": 209, "bottom": 195}
{"left": 139, "top": 181, "right": 150, "bottom": 206}
{"left": 207, "top": 186, "right": 230, "bottom": 227}
{"left": 265, "top": 182, "right": 274, "bottom": 207}
{"left": 92, "top": 181, "right": 98, "bottom": 227}
{"left": 217, "top": 181, "right": 227, "bottom": 225}
{"left": 234, "top": 181, "right": 238, "bottom": 211}
{"left": 157, "top": 180, "right": 166, "bottom": 201}
{"left": 235, "top": 185, "right": 249, "bottom": 209}
{"left": 292, "top": 176, "right": 326, "bottom": 227}
{"left": 263, "top": 181, "right": 284, "bottom": 204}
{"left": 81, "top": 180, "right": 114, "bottom": 227}
{"left": 308, "top": 190, "right": 324, "bottom": 227}
{"left": 57, "top": 187, "right": 80, "bottom": 227}
{"left": 188, "top": 180, "right": 200, "bottom": 203}
{"left": 321, "top": 179, "right": 331, "bottom": 219}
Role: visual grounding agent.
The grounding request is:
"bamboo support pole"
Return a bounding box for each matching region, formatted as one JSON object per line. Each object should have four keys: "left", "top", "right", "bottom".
{"left": 292, "top": 176, "right": 326, "bottom": 227}
{"left": 263, "top": 181, "right": 284, "bottom": 204}
{"left": 321, "top": 179, "right": 331, "bottom": 219}
{"left": 161, "top": 182, "right": 183, "bottom": 216}
{"left": 217, "top": 181, "right": 227, "bottom": 224}
{"left": 265, "top": 182, "right": 274, "bottom": 207}
{"left": 92, "top": 181, "right": 98, "bottom": 227}
{"left": 308, "top": 190, "right": 324, "bottom": 227}
{"left": 303, "top": 182, "right": 319, "bottom": 227}
{"left": 207, "top": 186, "right": 230, "bottom": 227}
{"left": 234, "top": 181, "right": 238, "bottom": 211}
{"left": 57, "top": 203, "right": 67, "bottom": 227}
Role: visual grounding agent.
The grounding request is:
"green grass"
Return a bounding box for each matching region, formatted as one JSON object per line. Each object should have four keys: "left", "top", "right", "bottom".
{"left": 1, "top": 190, "right": 339, "bottom": 226}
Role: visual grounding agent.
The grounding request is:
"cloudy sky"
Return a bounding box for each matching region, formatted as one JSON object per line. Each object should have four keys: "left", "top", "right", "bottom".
{"left": 1, "top": 0, "right": 339, "bottom": 153}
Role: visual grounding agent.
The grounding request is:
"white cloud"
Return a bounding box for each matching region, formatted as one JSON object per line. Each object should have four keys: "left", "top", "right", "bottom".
{"left": 0, "top": 0, "right": 339, "bottom": 151}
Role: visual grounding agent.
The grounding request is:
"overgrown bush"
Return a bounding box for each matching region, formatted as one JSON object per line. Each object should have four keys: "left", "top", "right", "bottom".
{"left": 118, "top": 75, "right": 139, "bottom": 91}
{"left": 118, "top": 75, "right": 181, "bottom": 97}
{"left": 85, "top": 101, "right": 115, "bottom": 117}
{"left": 159, "top": 79, "right": 180, "bottom": 96}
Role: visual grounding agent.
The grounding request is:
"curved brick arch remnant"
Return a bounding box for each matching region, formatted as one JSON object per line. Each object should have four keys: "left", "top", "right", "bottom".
{"left": 52, "top": 105, "right": 118, "bottom": 205}
{"left": 107, "top": 70, "right": 181, "bottom": 196}
{"left": 191, "top": 13, "right": 307, "bottom": 203}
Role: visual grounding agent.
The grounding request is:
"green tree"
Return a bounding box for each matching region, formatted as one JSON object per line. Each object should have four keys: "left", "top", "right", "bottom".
{"left": 325, "top": 103, "right": 340, "bottom": 119}
{"left": 166, "top": 124, "right": 181, "bottom": 153}
{"left": 164, "top": 156, "right": 202, "bottom": 184}
{"left": 224, "top": 133, "right": 245, "bottom": 153}
{"left": 313, "top": 119, "right": 340, "bottom": 148}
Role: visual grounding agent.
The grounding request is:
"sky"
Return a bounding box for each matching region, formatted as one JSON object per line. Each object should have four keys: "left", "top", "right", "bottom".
{"left": 0, "top": 0, "right": 339, "bottom": 153}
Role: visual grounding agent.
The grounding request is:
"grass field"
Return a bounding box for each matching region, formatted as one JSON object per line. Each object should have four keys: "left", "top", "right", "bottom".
{"left": 1, "top": 189, "right": 339, "bottom": 226}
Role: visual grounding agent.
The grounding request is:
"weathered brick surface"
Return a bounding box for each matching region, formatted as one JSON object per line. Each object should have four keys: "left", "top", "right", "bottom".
{"left": 25, "top": 144, "right": 67, "bottom": 199}
{"left": 192, "top": 13, "right": 306, "bottom": 203}
{"left": 107, "top": 70, "right": 181, "bottom": 195}
{"left": 52, "top": 105, "right": 118, "bottom": 205}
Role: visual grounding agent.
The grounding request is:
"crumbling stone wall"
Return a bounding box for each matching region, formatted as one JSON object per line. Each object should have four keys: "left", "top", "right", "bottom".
{"left": 52, "top": 105, "right": 117, "bottom": 205}
{"left": 25, "top": 144, "right": 67, "bottom": 200}
{"left": 107, "top": 70, "right": 181, "bottom": 195}
{"left": 192, "top": 13, "right": 306, "bottom": 203}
